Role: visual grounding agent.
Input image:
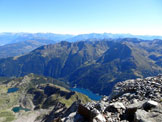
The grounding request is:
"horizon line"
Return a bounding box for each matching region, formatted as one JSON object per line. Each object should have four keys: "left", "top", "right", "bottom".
{"left": 0, "top": 32, "right": 162, "bottom": 37}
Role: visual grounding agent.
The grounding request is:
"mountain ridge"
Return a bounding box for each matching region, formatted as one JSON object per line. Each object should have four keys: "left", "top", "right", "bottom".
{"left": 0, "top": 39, "right": 162, "bottom": 95}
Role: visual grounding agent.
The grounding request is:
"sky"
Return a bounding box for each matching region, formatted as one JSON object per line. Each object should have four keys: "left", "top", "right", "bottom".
{"left": 0, "top": 0, "right": 162, "bottom": 35}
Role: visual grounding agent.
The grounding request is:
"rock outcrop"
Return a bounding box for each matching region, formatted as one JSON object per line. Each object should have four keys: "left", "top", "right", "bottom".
{"left": 53, "top": 75, "right": 162, "bottom": 122}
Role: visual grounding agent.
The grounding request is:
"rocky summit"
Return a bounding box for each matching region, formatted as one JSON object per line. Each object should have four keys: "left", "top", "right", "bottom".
{"left": 50, "top": 75, "right": 162, "bottom": 122}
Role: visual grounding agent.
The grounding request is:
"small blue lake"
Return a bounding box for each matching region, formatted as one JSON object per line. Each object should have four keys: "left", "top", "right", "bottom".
{"left": 7, "top": 88, "right": 19, "bottom": 93}
{"left": 12, "top": 107, "right": 30, "bottom": 113}
{"left": 70, "top": 88, "right": 101, "bottom": 101}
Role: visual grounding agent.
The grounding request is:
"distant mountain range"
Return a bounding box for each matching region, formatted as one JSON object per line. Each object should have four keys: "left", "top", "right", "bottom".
{"left": 67, "top": 33, "right": 162, "bottom": 42}
{"left": 0, "top": 39, "right": 162, "bottom": 95}
{"left": 0, "top": 32, "right": 162, "bottom": 46}
{"left": 0, "top": 32, "right": 73, "bottom": 45}
{"left": 0, "top": 33, "right": 162, "bottom": 59}
{"left": 0, "top": 40, "right": 56, "bottom": 59}
{"left": 1, "top": 32, "right": 162, "bottom": 59}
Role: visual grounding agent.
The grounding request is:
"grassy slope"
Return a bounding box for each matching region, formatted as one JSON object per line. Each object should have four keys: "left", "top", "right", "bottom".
{"left": 0, "top": 74, "right": 91, "bottom": 121}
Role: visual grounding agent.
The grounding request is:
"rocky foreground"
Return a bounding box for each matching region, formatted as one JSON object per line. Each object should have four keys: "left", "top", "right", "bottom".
{"left": 44, "top": 75, "right": 162, "bottom": 122}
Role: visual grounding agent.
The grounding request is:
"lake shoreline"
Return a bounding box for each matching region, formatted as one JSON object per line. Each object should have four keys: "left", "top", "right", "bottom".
{"left": 70, "top": 87, "right": 102, "bottom": 101}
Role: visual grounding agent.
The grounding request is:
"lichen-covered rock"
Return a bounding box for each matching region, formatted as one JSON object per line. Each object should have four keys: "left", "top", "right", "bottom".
{"left": 143, "top": 100, "right": 159, "bottom": 111}
{"left": 134, "top": 109, "right": 155, "bottom": 122}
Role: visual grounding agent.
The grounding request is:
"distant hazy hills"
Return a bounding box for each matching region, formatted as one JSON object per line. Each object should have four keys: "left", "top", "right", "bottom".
{"left": 1, "top": 32, "right": 162, "bottom": 59}
{"left": 0, "top": 32, "right": 162, "bottom": 45}
{"left": 0, "top": 32, "right": 73, "bottom": 45}
{"left": 0, "top": 40, "right": 56, "bottom": 59}
{"left": 67, "top": 33, "right": 162, "bottom": 42}
{"left": 0, "top": 39, "right": 162, "bottom": 95}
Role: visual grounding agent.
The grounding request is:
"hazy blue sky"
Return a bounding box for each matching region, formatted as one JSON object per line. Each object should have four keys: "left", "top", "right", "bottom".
{"left": 0, "top": 0, "right": 162, "bottom": 35}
